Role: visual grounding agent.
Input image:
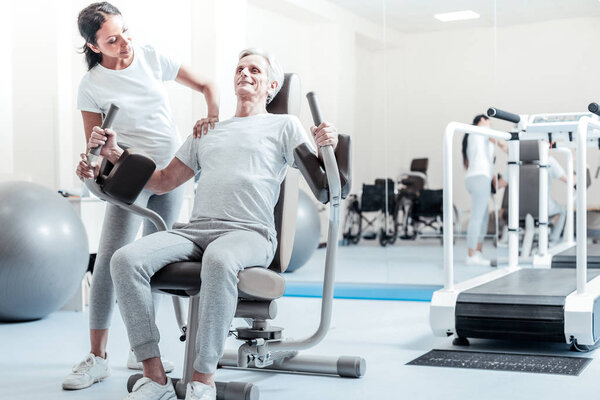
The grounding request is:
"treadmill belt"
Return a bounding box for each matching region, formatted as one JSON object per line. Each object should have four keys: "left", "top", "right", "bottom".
{"left": 552, "top": 245, "right": 600, "bottom": 268}
{"left": 407, "top": 349, "right": 591, "bottom": 376}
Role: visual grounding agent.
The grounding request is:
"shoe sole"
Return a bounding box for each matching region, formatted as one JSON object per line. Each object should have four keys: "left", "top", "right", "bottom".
{"left": 62, "top": 372, "right": 111, "bottom": 390}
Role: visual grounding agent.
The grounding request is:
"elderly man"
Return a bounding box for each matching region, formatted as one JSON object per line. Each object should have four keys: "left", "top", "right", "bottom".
{"left": 77, "top": 48, "right": 338, "bottom": 400}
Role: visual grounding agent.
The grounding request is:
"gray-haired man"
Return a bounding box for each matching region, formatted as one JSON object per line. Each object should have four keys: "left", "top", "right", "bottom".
{"left": 78, "top": 48, "right": 338, "bottom": 400}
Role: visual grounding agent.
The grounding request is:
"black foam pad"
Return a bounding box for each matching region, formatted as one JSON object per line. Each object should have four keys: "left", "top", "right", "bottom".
{"left": 267, "top": 73, "right": 300, "bottom": 117}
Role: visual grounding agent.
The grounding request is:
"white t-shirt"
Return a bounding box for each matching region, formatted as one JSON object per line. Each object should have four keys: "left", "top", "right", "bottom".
{"left": 547, "top": 156, "right": 566, "bottom": 214}
{"left": 465, "top": 134, "right": 494, "bottom": 180}
{"left": 548, "top": 156, "right": 566, "bottom": 181}
{"left": 175, "top": 113, "right": 313, "bottom": 240}
{"left": 77, "top": 44, "right": 181, "bottom": 168}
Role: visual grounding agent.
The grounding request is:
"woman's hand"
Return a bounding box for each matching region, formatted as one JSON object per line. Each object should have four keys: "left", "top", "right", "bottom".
{"left": 76, "top": 153, "right": 100, "bottom": 181}
{"left": 193, "top": 116, "right": 219, "bottom": 138}
{"left": 87, "top": 127, "right": 123, "bottom": 165}
{"left": 310, "top": 122, "right": 338, "bottom": 149}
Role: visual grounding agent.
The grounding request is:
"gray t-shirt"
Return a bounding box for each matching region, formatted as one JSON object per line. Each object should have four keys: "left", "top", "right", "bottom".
{"left": 175, "top": 113, "right": 313, "bottom": 240}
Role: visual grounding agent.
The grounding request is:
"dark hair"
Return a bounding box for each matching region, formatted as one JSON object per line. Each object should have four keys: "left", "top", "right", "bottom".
{"left": 78, "top": 2, "right": 122, "bottom": 70}
{"left": 461, "top": 114, "right": 489, "bottom": 168}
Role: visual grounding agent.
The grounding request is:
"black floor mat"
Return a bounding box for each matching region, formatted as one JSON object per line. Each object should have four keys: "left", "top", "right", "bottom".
{"left": 407, "top": 349, "right": 591, "bottom": 376}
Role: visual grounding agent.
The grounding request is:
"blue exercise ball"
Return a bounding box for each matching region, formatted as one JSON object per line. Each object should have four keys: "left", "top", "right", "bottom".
{"left": 0, "top": 181, "right": 89, "bottom": 321}
{"left": 287, "top": 190, "right": 321, "bottom": 272}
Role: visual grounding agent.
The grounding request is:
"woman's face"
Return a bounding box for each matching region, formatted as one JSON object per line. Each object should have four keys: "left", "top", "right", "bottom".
{"left": 88, "top": 15, "right": 132, "bottom": 60}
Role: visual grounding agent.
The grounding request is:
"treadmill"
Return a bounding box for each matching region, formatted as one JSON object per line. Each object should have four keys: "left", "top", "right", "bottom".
{"left": 552, "top": 246, "right": 600, "bottom": 269}
{"left": 430, "top": 104, "right": 600, "bottom": 349}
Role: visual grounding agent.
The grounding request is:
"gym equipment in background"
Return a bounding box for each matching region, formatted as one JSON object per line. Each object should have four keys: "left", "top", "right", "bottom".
{"left": 430, "top": 105, "right": 600, "bottom": 351}
{"left": 497, "top": 140, "right": 574, "bottom": 263}
{"left": 0, "top": 181, "right": 89, "bottom": 321}
{"left": 550, "top": 102, "right": 600, "bottom": 270}
{"left": 342, "top": 178, "right": 397, "bottom": 246}
{"left": 286, "top": 189, "right": 321, "bottom": 272}
{"left": 395, "top": 158, "right": 459, "bottom": 243}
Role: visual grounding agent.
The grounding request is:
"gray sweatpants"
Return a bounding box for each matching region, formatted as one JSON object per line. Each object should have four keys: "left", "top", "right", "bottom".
{"left": 549, "top": 199, "right": 566, "bottom": 243}
{"left": 466, "top": 175, "right": 491, "bottom": 250}
{"left": 110, "top": 218, "right": 275, "bottom": 373}
{"left": 89, "top": 187, "right": 184, "bottom": 330}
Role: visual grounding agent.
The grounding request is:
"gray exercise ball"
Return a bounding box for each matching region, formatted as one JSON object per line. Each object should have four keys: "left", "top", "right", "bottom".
{"left": 287, "top": 190, "right": 321, "bottom": 272}
{"left": 0, "top": 181, "right": 89, "bottom": 321}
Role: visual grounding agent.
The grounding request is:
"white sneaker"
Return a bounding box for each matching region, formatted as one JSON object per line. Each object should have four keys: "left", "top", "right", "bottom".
{"left": 185, "top": 381, "right": 217, "bottom": 400}
{"left": 125, "top": 377, "right": 177, "bottom": 400}
{"left": 62, "top": 353, "right": 111, "bottom": 390}
{"left": 465, "top": 252, "right": 491, "bottom": 267}
{"left": 127, "top": 349, "right": 175, "bottom": 373}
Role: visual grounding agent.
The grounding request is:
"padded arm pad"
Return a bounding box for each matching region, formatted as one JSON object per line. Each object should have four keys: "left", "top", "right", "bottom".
{"left": 293, "top": 134, "right": 352, "bottom": 204}
{"left": 96, "top": 149, "right": 156, "bottom": 205}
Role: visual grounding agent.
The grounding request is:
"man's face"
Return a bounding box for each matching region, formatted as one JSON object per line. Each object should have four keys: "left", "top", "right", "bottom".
{"left": 234, "top": 55, "right": 273, "bottom": 100}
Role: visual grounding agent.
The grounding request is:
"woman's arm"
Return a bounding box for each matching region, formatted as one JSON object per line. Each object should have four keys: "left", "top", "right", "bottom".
{"left": 176, "top": 64, "right": 220, "bottom": 137}
{"left": 146, "top": 157, "right": 195, "bottom": 195}
{"left": 81, "top": 111, "right": 103, "bottom": 150}
{"left": 489, "top": 137, "right": 508, "bottom": 153}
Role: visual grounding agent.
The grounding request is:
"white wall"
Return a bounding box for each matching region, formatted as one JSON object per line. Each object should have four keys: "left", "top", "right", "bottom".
{"left": 0, "top": 2, "right": 13, "bottom": 176}
{"left": 383, "top": 17, "right": 600, "bottom": 210}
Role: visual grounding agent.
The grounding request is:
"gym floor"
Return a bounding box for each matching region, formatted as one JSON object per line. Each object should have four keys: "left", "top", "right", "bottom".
{"left": 1, "top": 240, "right": 597, "bottom": 400}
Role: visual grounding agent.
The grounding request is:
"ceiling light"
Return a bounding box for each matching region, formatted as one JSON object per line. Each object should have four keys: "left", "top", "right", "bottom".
{"left": 434, "top": 10, "right": 480, "bottom": 22}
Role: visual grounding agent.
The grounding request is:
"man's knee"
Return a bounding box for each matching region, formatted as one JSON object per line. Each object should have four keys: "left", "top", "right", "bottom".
{"left": 110, "top": 245, "right": 143, "bottom": 282}
{"left": 201, "top": 251, "right": 240, "bottom": 284}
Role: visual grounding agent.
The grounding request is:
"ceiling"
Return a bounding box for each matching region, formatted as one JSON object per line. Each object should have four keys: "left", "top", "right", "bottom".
{"left": 327, "top": 0, "right": 600, "bottom": 33}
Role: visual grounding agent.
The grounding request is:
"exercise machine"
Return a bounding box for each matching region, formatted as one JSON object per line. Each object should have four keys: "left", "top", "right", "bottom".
{"left": 430, "top": 105, "right": 600, "bottom": 350}
{"left": 86, "top": 76, "right": 365, "bottom": 400}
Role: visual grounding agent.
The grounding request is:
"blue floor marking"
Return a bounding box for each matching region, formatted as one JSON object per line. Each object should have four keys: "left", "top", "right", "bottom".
{"left": 283, "top": 281, "right": 441, "bottom": 301}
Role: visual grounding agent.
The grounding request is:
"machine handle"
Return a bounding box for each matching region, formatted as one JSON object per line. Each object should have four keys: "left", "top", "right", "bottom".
{"left": 588, "top": 102, "right": 600, "bottom": 117}
{"left": 487, "top": 107, "right": 520, "bottom": 124}
{"left": 87, "top": 104, "right": 120, "bottom": 167}
{"left": 307, "top": 92, "right": 325, "bottom": 127}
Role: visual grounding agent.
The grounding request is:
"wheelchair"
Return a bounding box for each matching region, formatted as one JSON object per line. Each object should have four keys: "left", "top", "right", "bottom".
{"left": 396, "top": 158, "right": 459, "bottom": 242}
{"left": 342, "top": 178, "right": 398, "bottom": 246}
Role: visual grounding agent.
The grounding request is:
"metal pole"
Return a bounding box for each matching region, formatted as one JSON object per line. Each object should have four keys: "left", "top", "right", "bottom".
{"left": 576, "top": 119, "right": 589, "bottom": 294}
{"left": 538, "top": 140, "right": 549, "bottom": 255}
{"left": 507, "top": 136, "right": 520, "bottom": 270}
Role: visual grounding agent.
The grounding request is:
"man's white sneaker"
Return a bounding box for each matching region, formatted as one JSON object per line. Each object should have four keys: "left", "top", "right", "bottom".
{"left": 125, "top": 377, "right": 177, "bottom": 400}
{"left": 62, "top": 353, "right": 111, "bottom": 390}
{"left": 127, "top": 349, "right": 175, "bottom": 373}
{"left": 185, "top": 381, "right": 217, "bottom": 400}
{"left": 465, "top": 252, "right": 491, "bottom": 267}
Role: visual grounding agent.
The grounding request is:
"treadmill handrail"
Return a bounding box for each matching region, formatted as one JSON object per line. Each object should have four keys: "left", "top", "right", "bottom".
{"left": 575, "top": 117, "right": 600, "bottom": 294}
{"left": 443, "top": 123, "right": 513, "bottom": 290}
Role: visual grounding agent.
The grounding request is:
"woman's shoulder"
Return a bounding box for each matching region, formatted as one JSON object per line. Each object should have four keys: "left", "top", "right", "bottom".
{"left": 78, "top": 69, "right": 95, "bottom": 90}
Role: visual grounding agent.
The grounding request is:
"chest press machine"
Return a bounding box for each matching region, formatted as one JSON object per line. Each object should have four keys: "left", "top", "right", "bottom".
{"left": 85, "top": 74, "right": 365, "bottom": 400}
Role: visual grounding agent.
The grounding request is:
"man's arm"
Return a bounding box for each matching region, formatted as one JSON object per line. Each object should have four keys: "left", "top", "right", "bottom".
{"left": 146, "top": 157, "right": 195, "bottom": 195}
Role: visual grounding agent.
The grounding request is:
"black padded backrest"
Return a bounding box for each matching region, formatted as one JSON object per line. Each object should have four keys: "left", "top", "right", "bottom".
{"left": 267, "top": 72, "right": 301, "bottom": 273}
{"left": 267, "top": 73, "right": 300, "bottom": 116}
{"left": 501, "top": 165, "right": 540, "bottom": 220}
{"left": 520, "top": 141, "right": 539, "bottom": 163}
{"left": 410, "top": 158, "right": 428, "bottom": 174}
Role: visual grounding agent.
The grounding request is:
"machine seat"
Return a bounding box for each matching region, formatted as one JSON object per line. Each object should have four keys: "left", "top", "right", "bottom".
{"left": 150, "top": 261, "right": 286, "bottom": 301}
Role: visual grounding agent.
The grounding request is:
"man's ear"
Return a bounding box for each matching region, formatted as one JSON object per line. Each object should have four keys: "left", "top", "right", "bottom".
{"left": 87, "top": 43, "right": 101, "bottom": 54}
{"left": 267, "top": 80, "right": 279, "bottom": 98}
